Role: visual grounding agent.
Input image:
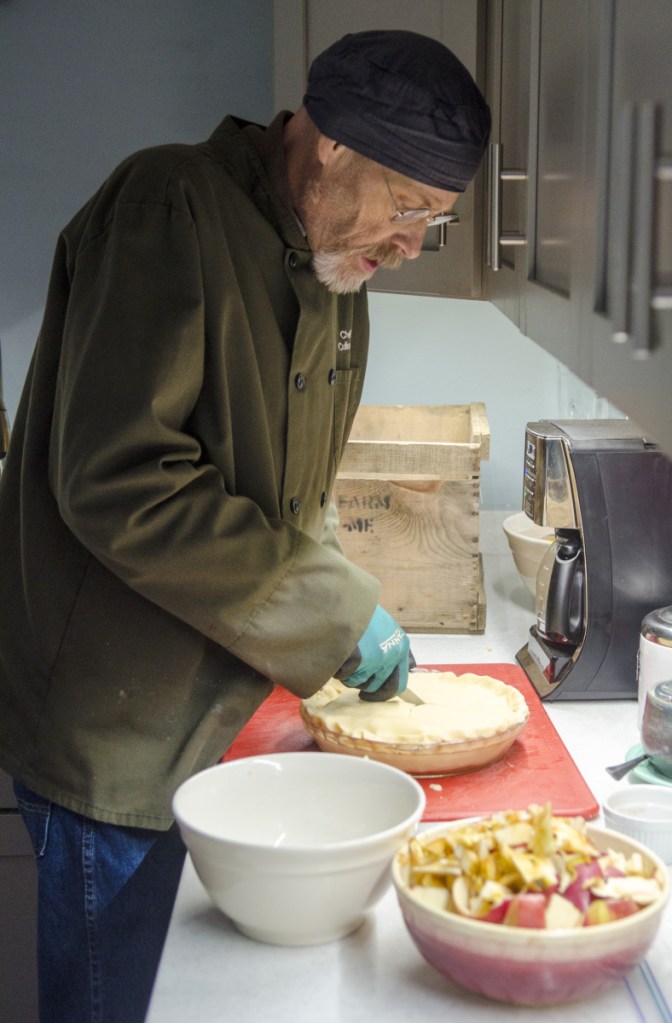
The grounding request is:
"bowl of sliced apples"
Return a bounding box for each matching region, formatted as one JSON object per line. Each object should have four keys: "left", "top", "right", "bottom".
{"left": 392, "top": 804, "right": 669, "bottom": 1006}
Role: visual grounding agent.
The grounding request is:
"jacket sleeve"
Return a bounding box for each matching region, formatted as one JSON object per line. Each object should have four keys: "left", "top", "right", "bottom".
{"left": 50, "top": 196, "right": 379, "bottom": 698}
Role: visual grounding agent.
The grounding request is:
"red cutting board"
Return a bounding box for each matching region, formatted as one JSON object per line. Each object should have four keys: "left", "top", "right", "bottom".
{"left": 223, "top": 663, "right": 599, "bottom": 822}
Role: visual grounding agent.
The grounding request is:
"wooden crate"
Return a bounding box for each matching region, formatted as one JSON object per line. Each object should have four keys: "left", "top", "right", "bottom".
{"left": 334, "top": 404, "right": 490, "bottom": 633}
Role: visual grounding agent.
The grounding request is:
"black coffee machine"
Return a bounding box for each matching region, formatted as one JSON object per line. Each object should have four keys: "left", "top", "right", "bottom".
{"left": 516, "top": 420, "right": 672, "bottom": 701}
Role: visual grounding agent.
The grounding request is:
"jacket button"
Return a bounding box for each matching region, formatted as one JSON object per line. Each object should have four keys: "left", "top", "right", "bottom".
{"left": 290, "top": 497, "right": 301, "bottom": 515}
{"left": 288, "top": 251, "right": 299, "bottom": 269}
{"left": 295, "top": 372, "right": 306, "bottom": 391}
{"left": 328, "top": 369, "right": 337, "bottom": 385}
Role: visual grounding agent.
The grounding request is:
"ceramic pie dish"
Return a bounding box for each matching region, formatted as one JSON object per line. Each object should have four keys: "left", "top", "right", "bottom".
{"left": 300, "top": 671, "right": 529, "bottom": 777}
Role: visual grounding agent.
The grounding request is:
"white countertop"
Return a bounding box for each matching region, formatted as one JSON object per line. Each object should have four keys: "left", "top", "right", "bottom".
{"left": 147, "top": 524, "right": 672, "bottom": 1023}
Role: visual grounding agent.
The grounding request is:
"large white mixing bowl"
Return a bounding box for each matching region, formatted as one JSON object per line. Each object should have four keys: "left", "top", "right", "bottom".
{"left": 173, "top": 752, "right": 425, "bottom": 946}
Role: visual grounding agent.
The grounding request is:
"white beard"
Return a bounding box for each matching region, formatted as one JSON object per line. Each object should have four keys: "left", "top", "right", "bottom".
{"left": 311, "top": 250, "right": 368, "bottom": 295}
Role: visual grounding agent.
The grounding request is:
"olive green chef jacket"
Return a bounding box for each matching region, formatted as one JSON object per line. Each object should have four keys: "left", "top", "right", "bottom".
{"left": 0, "top": 113, "right": 380, "bottom": 828}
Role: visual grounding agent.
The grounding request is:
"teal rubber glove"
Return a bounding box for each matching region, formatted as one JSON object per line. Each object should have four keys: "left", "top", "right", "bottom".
{"left": 335, "top": 605, "right": 411, "bottom": 700}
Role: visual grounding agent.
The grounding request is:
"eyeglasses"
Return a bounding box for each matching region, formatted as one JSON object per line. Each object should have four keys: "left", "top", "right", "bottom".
{"left": 383, "top": 169, "right": 460, "bottom": 227}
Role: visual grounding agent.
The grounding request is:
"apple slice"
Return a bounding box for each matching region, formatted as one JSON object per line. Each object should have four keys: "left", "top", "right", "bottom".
{"left": 562, "top": 860, "right": 603, "bottom": 912}
{"left": 584, "top": 897, "right": 640, "bottom": 926}
{"left": 451, "top": 875, "right": 474, "bottom": 916}
{"left": 503, "top": 892, "right": 547, "bottom": 928}
{"left": 481, "top": 899, "right": 512, "bottom": 924}
{"left": 545, "top": 893, "right": 583, "bottom": 929}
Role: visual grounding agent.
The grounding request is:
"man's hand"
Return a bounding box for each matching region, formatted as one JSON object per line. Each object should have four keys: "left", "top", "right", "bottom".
{"left": 335, "top": 605, "right": 412, "bottom": 700}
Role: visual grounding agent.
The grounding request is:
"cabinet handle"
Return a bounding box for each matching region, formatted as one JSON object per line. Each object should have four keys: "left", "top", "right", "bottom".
{"left": 611, "top": 102, "right": 672, "bottom": 356}
{"left": 652, "top": 149, "right": 672, "bottom": 314}
{"left": 421, "top": 222, "right": 449, "bottom": 253}
{"left": 631, "top": 101, "right": 657, "bottom": 358}
{"left": 609, "top": 104, "right": 636, "bottom": 344}
{"left": 486, "top": 142, "right": 527, "bottom": 272}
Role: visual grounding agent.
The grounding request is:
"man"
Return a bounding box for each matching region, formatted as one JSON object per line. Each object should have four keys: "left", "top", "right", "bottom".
{"left": 0, "top": 29, "right": 489, "bottom": 1023}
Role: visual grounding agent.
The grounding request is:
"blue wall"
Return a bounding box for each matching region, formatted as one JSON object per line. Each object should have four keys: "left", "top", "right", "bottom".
{"left": 1, "top": 0, "right": 273, "bottom": 418}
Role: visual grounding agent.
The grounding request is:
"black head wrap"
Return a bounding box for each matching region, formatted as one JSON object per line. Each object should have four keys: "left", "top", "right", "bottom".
{"left": 304, "top": 30, "right": 491, "bottom": 193}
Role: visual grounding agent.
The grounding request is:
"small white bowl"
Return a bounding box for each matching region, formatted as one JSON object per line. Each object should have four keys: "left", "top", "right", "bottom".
{"left": 603, "top": 785, "right": 672, "bottom": 864}
{"left": 502, "top": 511, "right": 555, "bottom": 594}
{"left": 173, "top": 752, "right": 425, "bottom": 946}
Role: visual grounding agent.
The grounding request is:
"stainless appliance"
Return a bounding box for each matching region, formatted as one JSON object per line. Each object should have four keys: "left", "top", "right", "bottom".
{"left": 516, "top": 420, "right": 672, "bottom": 700}
{"left": 637, "top": 605, "right": 672, "bottom": 726}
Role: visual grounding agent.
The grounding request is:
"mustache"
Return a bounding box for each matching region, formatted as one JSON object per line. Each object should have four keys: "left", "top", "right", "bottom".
{"left": 326, "top": 241, "right": 405, "bottom": 271}
{"left": 365, "top": 244, "right": 405, "bottom": 270}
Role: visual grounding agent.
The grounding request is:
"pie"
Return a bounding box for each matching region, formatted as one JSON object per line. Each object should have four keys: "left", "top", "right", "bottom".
{"left": 300, "top": 671, "right": 529, "bottom": 776}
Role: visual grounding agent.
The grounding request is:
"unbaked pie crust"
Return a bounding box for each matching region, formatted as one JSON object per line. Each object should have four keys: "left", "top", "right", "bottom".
{"left": 300, "top": 671, "right": 529, "bottom": 776}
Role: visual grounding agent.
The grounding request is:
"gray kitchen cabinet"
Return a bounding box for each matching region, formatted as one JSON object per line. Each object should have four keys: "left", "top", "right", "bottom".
{"left": 272, "top": 0, "right": 488, "bottom": 299}
{"left": 521, "top": 0, "right": 591, "bottom": 377}
{"left": 484, "top": 0, "right": 593, "bottom": 375}
{"left": 485, "top": 0, "right": 672, "bottom": 455}
{"left": 482, "top": 0, "right": 530, "bottom": 330}
{"left": 584, "top": 0, "right": 672, "bottom": 453}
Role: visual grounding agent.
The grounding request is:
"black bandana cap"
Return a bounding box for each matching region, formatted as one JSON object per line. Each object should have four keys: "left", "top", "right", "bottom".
{"left": 303, "top": 30, "right": 491, "bottom": 193}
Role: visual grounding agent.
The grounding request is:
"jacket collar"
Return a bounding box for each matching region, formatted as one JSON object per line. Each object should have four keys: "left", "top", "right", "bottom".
{"left": 206, "top": 113, "right": 309, "bottom": 251}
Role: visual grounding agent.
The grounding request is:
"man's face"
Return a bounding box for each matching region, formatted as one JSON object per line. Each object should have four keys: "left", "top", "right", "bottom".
{"left": 300, "top": 149, "right": 460, "bottom": 294}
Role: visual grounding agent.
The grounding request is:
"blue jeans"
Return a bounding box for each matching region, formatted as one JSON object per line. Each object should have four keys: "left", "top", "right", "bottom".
{"left": 13, "top": 780, "right": 187, "bottom": 1023}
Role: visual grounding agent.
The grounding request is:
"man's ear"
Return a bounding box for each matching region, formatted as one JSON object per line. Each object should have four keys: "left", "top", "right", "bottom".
{"left": 316, "top": 133, "right": 346, "bottom": 168}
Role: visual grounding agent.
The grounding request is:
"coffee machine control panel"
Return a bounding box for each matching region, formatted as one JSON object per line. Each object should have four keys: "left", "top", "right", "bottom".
{"left": 523, "top": 424, "right": 578, "bottom": 529}
{"left": 523, "top": 435, "right": 539, "bottom": 522}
